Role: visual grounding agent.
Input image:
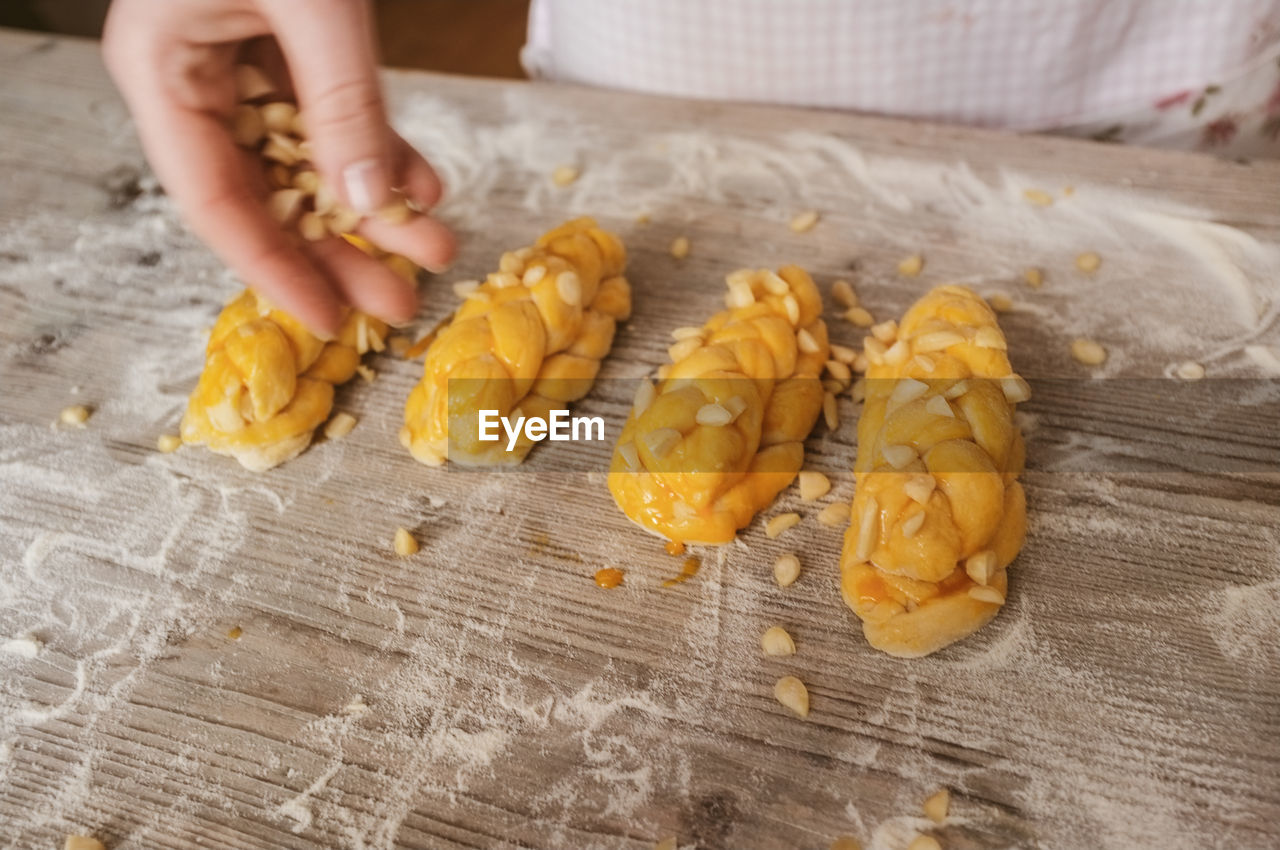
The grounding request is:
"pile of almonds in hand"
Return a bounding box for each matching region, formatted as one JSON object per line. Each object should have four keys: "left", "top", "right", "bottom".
{"left": 230, "top": 64, "right": 417, "bottom": 241}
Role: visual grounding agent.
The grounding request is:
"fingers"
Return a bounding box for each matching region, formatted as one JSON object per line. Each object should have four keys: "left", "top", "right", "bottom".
{"left": 107, "top": 53, "right": 347, "bottom": 334}
{"left": 161, "top": 113, "right": 347, "bottom": 334}
{"left": 259, "top": 0, "right": 392, "bottom": 215}
{"left": 391, "top": 132, "right": 444, "bottom": 210}
{"left": 356, "top": 212, "right": 456, "bottom": 276}
{"left": 308, "top": 236, "right": 419, "bottom": 325}
{"left": 349, "top": 133, "right": 454, "bottom": 272}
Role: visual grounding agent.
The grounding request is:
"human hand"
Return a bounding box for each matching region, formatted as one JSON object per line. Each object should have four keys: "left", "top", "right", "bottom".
{"left": 103, "top": 0, "right": 455, "bottom": 336}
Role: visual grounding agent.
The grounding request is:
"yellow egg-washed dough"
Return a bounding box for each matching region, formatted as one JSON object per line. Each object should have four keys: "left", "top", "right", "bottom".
{"left": 609, "top": 266, "right": 829, "bottom": 545}
{"left": 840, "top": 285, "right": 1028, "bottom": 658}
{"left": 400, "top": 217, "right": 631, "bottom": 466}
{"left": 180, "top": 238, "right": 413, "bottom": 471}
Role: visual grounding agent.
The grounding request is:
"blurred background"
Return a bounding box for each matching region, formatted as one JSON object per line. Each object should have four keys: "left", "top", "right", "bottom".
{"left": 0, "top": 0, "right": 531, "bottom": 77}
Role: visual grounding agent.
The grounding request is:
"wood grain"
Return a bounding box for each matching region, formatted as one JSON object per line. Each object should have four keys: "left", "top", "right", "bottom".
{"left": 1, "top": 30, "right": 1278, "bottom": 850}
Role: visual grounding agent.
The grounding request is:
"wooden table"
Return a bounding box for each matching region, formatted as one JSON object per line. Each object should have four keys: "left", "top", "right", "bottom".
{"left": 2, "top": 29, "right": 1278, "bottom": 850}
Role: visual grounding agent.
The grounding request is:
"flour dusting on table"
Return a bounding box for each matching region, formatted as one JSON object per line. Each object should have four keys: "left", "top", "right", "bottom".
{"left": 0, "top": 79, "right": 1277, "bottom": 850}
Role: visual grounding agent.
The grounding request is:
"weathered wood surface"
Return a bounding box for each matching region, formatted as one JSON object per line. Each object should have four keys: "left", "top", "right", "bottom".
{"left": 2, "top": 29, "right": 1279, "bottom": 850}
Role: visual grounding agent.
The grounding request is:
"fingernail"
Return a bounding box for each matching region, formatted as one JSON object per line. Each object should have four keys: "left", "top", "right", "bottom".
{"left": 425, "top": 262, "right": 451, "bottom": 275}
{"left": 342, "top": 158, "right": 387, "bottom": 214}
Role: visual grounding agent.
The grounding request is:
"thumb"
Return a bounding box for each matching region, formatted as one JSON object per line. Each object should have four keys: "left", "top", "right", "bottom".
{"left": 261, "top": 0, "right": 393, "bottom": 214}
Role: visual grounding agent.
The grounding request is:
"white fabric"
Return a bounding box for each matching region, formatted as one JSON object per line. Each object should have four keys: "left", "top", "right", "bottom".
{"left": 522, "top": 0, "right": 1280, "bottom": 132}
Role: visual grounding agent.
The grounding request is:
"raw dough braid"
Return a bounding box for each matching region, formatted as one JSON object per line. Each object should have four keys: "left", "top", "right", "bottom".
{"left": 180, "top": 238, "right": 411, "bottom": 471}
{"left": 839, "top": 285, "right": 1028, "bottom": 658}
{"left": 608, "top": 266, "right": 830, "bottom": 545}
{"left": 400, "top": 217, "right": 631, "bottom": 466}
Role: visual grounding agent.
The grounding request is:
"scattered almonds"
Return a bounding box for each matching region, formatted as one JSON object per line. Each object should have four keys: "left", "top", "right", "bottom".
{"left": 59, "top": 404, "right": 91, "bottom": 427}
{"left": 617, "top": 441, "right": 640, "bottom": 470}
{"left": 765, "top": 512, "right": 801, "bottom": 539}
{"left": 870, "top": 320, "right": 898, "bottom": 343}
{"left": 556, "top": 271, "right": 582, "bottom": 306}
{"left": 1070, "top": 338, "right": 1108, "bottom": 366}
{"left": 773, "top": 553, "right": 801, "bottom": 587}
{"left": 645, "top": 427, "right": 682, "bottom": 459}
{"left": 1024, "top": 266, "right": 1044, "bottom": 288}
{"left": 817, "top": 502, "right": 849, "bottom": 527}
{"left": 1075, "top": 251, "right": 1102, "bottom": 273}
{"left": 297, "top": 211, "right": 327, "bottom": 241}
{"left": 670, "top": 235, "right": 691, "bottom": 259}
{"left": 831, "top": 279, "right": 857, "bottom": 308}
{"left": 823, "top": 391, "right": 839, "bottom": 431}
{"left": 761, "top": 625, "right": 797, "bottom": 656}
{"left": 64, "top": 836, "right": 106, "bottom": 850}
{"left": 324, "top": 412, "right": 357, "bottom": 440}
{"left": 923, "top": 788, "right": 951, "bottom": 823}
{"left": 393, "top": 527, "right": 419, "bottom": 556}
{"left": 968, "top": 585, "right": 1006, "bottom": 605}
{"left": 156, "top": 433, "right": 181, "bottom": 453}
{"left": 897, "top": 254, "right": 924, "bottom": 277}
{"left": 1023, "top": 188, "right": 1053, "bottom": 206}
{"left": 830, "top": 343, "right": 857, "bottom": 364}
{"left": 844, "top": 306, "right": 875, "bottom": 327}
{"left": 925, "top": 395, "right": 954, "bottom": 418}
{"left": 965, "top": 550, "right": 996, "bottom": 585}
{"left": 231, "top": 104, "right": 265, "bottom": 147}
{"left": 906, "top": 836, "right": 942, "bottom": 850}
{"left": 789, "top": 209, "right": 820, "bottom": 233}
{"left": 987, "top": 293, "right": 1014, "bottom": 312}
{"left": 633, "top": 379, "right": 657, "bottom": 415}
{"left": 1002, "top": 374, "right": 1032, "bottom": 403}
{"left": 904, "top": 474, "right": 936, "bottom": 505}
{"left": 1176, "top": 360, "right": 1206, "bottom": 380}
{"left": 798, "top": 470, "right": 832, "bottom": 501}
{"left": 854, "top": 497, "right": 878, "bottom": 561}
{"left": 654, "top": 838, "right": 677, "bottom": 850}
{"left": 900, "top": 511, "right": 926, "bottom": 538}
{"left": 881, "top": 444, "right": 917, "bottom": 469}
{"left": 695, "top": 402, "right": 733, "bottom": 426}
{"left": 774, "top": 675, "right": 810, "bottom": 718}
{"left": 233, "top": 63, "right": 276, "bottom": 101}
{"left": 826, "top": 359, "right": 853, "bottom": 384}
{"left": 551, "top": 164, "right": 579, "bottom": 187}
{"left": 355, "top": 364, "right": 377, "bottom": 383}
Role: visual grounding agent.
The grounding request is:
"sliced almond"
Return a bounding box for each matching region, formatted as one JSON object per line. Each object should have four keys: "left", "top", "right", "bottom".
{"left": 922, "top": 788, "right": 951, "bottom": 823}
{"left": 881, "top": 444, "right": 917, "bottom": 469}
{"left": 774, "top": 676, "right": 810, "bottom": 718}
{"left": 645, "top": 427, "right": 682, "bottom": 459}
{"left": 789, "top": 209, "right": 820, "bottom": 233}
{"left": 765, "top": 512, "right": 801, "bottom": 539}
{"left": 798, "top": 470, "right": 831, "bottom": 501}
{"left": 761, "top": 625, "right": 797, "bottom": 656}
{"left": 695, "top": 402, "right": 733, "bottom": 426}
{"left": 773, "top": 553, "right": 801, "bottom": 587}
{"left": 831, "top": 279, "right": 857, "bottom": 308}
{"left": 897, "top": 254, "right": 924, "bottom": 277}
{"left": 818, "top": 501, "right": 850, "bottom": 527}
{"left": 968, "top": 585, "right": 1006, "bottom": 605}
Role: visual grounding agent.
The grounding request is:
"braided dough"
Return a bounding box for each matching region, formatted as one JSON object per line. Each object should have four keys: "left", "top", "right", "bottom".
{"left": 609, "top": 266, "right": 829, "bottom": 545}
{"left": 400, "top": 217, "right": 631, "bottom": 466}
{"left": 180, "top": 240, "right": 412, "bottom": 471}
{"left": 839, "top": 285, "right": 1028, "bottom": 657}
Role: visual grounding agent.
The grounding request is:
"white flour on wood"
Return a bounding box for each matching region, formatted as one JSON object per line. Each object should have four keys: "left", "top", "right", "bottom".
{"left": 0, "top": 83, "right": 1277, "bottom": 850}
